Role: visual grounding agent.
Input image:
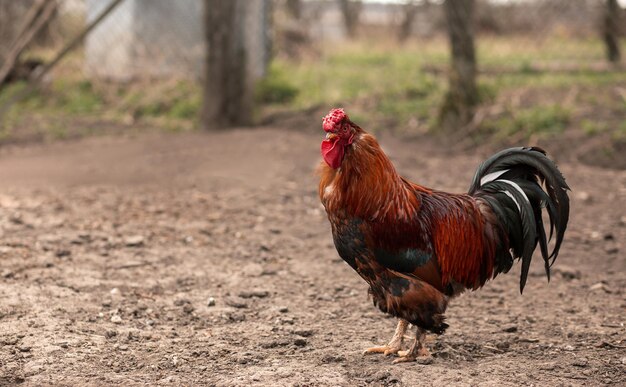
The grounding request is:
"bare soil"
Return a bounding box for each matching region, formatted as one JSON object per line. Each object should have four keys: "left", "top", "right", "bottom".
{"left": 0, "top": 128, "right": 624, "bottom": 386}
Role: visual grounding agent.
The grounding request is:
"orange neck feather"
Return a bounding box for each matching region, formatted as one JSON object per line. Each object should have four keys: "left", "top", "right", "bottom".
{"left": 319, "top": 133, "right": 420, "bottom": 221}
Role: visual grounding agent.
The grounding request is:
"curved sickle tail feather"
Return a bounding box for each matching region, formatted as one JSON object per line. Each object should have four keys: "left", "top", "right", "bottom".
{"left": 469, "top": 147, "right": 570, "bottom": 293}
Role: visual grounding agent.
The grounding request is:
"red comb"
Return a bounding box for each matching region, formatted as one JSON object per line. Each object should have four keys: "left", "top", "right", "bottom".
{"left": 323, "top": 108, "right": 347, "bottom": 132}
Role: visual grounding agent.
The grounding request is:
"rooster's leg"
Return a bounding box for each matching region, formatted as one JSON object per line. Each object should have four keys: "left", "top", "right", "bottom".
{"left": 393, "top": 326, "right": 431, "bottom": 363}
{"left": 363, "top": 319, "right": 409, "bottom": 356}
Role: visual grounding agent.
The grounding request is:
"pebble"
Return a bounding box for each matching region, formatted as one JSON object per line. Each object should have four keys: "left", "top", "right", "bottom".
{"left": 183, "top": 304, "right": 195, "bottom": 314}
{"left": 589, "top": 282, "right": 612, "bottom": 293}
{"left": 576, "top": 191, "right": 592, "bottom": 203}
{"left": 416, "top": 356, "right": 434, "bottom": 365}
{"left": 278, "top": 306, "right": 289, "bottom": 313}
{"left": 238, "top": 290, "right": 269, "bottom": 299}
{"left": 2, "top": 336, "right": 18, "bottom": 345}
{"left": 18, "top": 345, "right": 31, "bottom": 352}
{"left": 225, "top": 298, "right": 248, "bottom": 309}
{"left": 207, "top": 297, "right": 216, "bottom": 307}
{"left": 572, "top": 357, "right": 588, "bottom": 367}
{"left": 124, "top": 235, "right": 144, "bottom": 247}
{"left": 294, "top": 329, "right": 313, "bottom": 337}
{"left": 294, "top": 338, "right": 307, "bottom": 347}
{"left": 553, "top": 265, "right": 581, "bottom": 280}
{"left": 503, "top": 325, "right": 518, "bottom": 333}
{"left": 110, "top": 315, "right": 122, "bottom": 324}
{"left": 55, "top": 249, "right": 71, "bottom": 258}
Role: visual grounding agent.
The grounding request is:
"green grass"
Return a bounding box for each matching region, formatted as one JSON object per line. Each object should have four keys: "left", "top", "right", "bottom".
{"left": 0, "top": 35, "right": 624, "bottom": 145}
{"left": 483, "top": 105, "right": 571, "bottom": 141}
{"left": 270, "top": 36, "right": 625, "bottom": 140}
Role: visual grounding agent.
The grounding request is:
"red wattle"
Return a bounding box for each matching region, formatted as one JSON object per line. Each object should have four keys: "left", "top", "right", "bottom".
{"left": 321, "top": 138, "right": 344, "bottom": 169}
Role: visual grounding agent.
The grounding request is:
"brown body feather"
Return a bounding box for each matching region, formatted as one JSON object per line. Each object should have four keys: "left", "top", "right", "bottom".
{"left": 319, "top": 132, "right": 506, "bottom": 333}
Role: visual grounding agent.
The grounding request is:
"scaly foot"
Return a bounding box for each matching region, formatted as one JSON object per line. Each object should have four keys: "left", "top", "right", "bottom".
{"left": 363, "top": 319, "right": 409, "bottom": 357}
{"left": 392, "top": 327, "right": 432, "bottom": 364}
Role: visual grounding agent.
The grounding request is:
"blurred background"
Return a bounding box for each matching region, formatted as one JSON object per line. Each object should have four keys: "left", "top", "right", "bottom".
{"left": 1, "top": 2, "right": 625, "bottom": 384}
{"left": 0, "top": 0, "right": 625, "bottom": 167}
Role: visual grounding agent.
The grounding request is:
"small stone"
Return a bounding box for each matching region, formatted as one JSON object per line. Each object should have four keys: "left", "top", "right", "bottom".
{"left": 576, "top": 191, "right": 592, "bottom": 203}
{"left": 118, "top": 345, "right": 128, "bottom": 351}
{"left": 294, "top": 338, "right": 307, "bottom": 347}
{"left": 563, "top": 345, "right": 574, "bottom": 351}
{"left": 225, "top": 298, "right": 248, "bottom": 309}
{"left": 2, "top": 336, "right": 19, "bottom": 345}
{"left": 503, "top": 325, "right": 518, "bottom": 333}
{"left": 238, "top": 290, "right": 269, "bottom": 299}
{"left": 207, "top": 297, "right": 216, "bottom": 307}
{"left": 605, "top": 246, "right": 619, "bottom": 255}
{"left": 105, "top": 330, "right": 117, "bottom": 339}
{"left": 18, "top": 345, "right": 31, "bottom": 352}
{"left": 294, "top": 329, "right": 313, "bottom": 337}
{"left": 124, "top": 235, "right": 144, "bottom": 247}
{"left": 572, "top": 357, "right": 588, "bottom": 367}
{"left": 278, "top": 306, "right": 289, "bottom": 313}
{"left": 589, "top": 282, "right": 612, "bottom": 293}
{"left": 183, "top": 304, "right": 195, "bottom": 314}
{"left": 110, "top": 288, "right": 121, "bottom": 296}
{"left": 55, "top": 249, "right": 71, "bottom": 258}
{"left": 416, "top": 356, "right": 434, "bottom": 365}
{"left": 173, "top": 299, "right": 190, "bottom": 306}
{"left": 110, "top": 315, "right": 122, "bottom": 324}
{"left": 321, "top": 354, "right": 345, "bottom": 363}
{"left": 553, "top": 265, "right": 581, "bottom": 280}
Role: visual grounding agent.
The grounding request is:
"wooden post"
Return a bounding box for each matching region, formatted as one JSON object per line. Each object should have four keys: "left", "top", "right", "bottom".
{"left": 202, "top": 0, "right": 269, "bottom": 129}
{"left": 603, "top": 0, "right": 621, "bottom": 63}
{"left": 439, "top": 0, "right": 478, "bottom": 131}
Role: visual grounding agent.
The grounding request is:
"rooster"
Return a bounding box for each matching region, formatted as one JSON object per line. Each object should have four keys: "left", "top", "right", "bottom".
{"left": 318, "top": 108, "right": 569, "bottom": 363}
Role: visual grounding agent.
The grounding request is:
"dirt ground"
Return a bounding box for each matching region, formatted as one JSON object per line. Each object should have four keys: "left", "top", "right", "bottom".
{"left": 0, "top": 127, "right": 624, "bottom": 386}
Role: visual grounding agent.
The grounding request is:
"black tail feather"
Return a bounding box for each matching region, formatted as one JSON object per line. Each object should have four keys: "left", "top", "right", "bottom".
{"left": 470, "top": 147, "right": 570, "bottom": 293}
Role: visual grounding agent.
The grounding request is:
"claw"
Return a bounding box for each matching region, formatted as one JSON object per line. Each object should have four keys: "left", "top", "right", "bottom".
{"left": 393, "top": 348, "right": 432, "bottom": 364}
{"left": 392, "top": 355, "right": 416, "bottom": 364}
{"left": 363, "top": 345, "right": 401, "bottom": 356}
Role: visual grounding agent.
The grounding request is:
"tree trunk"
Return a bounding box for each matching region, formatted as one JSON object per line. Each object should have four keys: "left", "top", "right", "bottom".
{"left": 202, "top": 0, "right": 253, "bottom": 129}
{"left": 398, "top": 1, "right": 419, "bottom": 43}
{"left": 286, "top": 0, "right": 301, "bottom": 20}
{"left": 339, "top": 0, "right": 361, "bottom": 39}
{"left": 439, "top": 0, "right": 478, "bottom": 131}
{"left": 603, "top": 0, "right": 621, "bottom": 63}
